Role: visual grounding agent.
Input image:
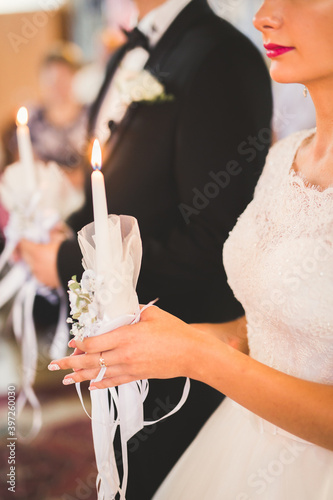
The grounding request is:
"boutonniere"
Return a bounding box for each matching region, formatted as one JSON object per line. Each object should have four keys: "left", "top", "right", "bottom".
{"left": 115, "top": 69, "right": 174, "bottom": 106}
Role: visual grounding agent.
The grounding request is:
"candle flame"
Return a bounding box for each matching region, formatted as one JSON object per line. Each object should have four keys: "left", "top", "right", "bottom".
{"left": 17, "top": 106, "right": 28, "bottom": 126}
{"left": 91, "top": 139, "right": 102, "bottom": 170}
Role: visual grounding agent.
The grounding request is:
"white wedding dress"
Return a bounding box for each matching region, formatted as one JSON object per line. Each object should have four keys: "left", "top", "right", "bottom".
{"left": 154, "top": 130, "right": 333, "bottom": 500}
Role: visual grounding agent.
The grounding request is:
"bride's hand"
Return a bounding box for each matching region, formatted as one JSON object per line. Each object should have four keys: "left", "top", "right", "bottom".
{"left": 191, "top": 316, "right": 248, "bottom": 354}
{"left": 48, "top": 306, "right": 204, "bottom": 389}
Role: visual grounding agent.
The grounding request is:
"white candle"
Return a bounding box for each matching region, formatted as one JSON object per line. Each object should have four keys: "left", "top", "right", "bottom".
{"left": 91, "top": 139, "right": 111, "bottom": 277}
{"left": 16, "top": 106, "right": 36, "bottom": 192}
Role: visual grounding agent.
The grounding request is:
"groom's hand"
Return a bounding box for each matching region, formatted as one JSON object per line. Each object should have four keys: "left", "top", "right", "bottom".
{"left": 19, "top": 237, "right": 62, "bottom": 289}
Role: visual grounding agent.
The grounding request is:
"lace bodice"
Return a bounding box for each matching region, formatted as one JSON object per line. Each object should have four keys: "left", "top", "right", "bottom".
{"left": 223, "top": 130, "right": 333, "bottom": 384}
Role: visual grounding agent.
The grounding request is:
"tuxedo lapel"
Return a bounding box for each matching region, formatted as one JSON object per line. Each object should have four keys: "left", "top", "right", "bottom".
{"left": 88, "top": 44, "right": 130, "bottom": 136}
{"left": 89, "top": 0, "right": 211, "bottom": 139}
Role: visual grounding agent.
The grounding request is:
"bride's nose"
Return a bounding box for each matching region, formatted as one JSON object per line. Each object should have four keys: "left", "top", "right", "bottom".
{"left": 253, "top": 0, "right": 283, "bottom": 33}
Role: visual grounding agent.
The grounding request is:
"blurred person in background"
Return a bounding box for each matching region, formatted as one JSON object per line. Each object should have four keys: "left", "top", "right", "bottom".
{"left": 1, "top": 41, "right": 88, "bottom": 190}
{"left": 0, "top": 42, "right": 88, "bottom": 326}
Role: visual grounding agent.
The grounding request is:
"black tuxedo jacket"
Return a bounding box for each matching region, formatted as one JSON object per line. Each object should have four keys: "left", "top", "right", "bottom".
{"left": 58, "top": 0, "right": 272, "bottom": 497}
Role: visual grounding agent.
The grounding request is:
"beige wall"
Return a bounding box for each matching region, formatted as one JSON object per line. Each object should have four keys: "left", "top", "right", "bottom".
{"left": 0, "top": 8, "right": 68, "bottom": 139}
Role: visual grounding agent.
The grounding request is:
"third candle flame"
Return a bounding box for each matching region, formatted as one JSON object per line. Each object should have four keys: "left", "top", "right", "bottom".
{"left": 16, "top": 106, "right": 28, "bottom": 126}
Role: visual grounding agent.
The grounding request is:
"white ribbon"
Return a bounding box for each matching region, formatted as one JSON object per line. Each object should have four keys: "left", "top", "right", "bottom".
{"left": 0, "top": 261, "right": 29, "bottom": 309}
{"left": 0, "top": 202, "right": 69, "bottom": 440}
{"left": 14, "top": 276, "right": 42, "bottom": 441}
{"left": 75, "top": 304, "right": 190, "bottom": 500}
{"left": 0, "top": 239, "right": 17, "bottom": 275}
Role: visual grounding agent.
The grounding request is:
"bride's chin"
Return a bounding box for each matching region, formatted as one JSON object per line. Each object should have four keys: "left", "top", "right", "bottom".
{"left": 268, "top": 64, "right": 301, "bottom": 85}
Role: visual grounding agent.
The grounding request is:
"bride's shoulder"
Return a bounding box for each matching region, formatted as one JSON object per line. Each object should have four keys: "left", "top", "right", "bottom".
{"left": 262, "top": 129, "right": 315, "bottom": 176}
{"left": 268, "top": 128, "right": 315, "bottom": 161}
{"left": 254, "top": 129, "right": 316, "bottom": 195}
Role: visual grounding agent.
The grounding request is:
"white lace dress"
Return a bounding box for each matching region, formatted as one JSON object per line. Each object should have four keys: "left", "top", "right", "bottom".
{"left": 153, "top": 130, "right": 333, "bottom": 500}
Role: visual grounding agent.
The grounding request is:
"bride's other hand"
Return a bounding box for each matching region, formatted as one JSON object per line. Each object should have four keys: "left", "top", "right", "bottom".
{"left": 49, "top": 306, "right": 212, "bottom": 389}
{"left": 191, "top": 316, "right": 248, "bottom": 353}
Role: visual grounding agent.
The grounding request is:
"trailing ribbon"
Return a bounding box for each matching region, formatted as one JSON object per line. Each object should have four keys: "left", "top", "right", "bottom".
{"left": 0, "top": 253, "right": 69, "bottom": 440}
{"left": 13, "top": 275, "right": 42, "bottom": 440}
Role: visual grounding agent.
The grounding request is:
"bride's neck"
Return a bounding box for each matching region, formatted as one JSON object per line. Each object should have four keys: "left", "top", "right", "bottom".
{"left": 307, "top": 81, "right": 333, "bottom": 156}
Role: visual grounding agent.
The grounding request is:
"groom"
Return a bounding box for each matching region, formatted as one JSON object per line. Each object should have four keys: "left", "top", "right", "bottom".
{"left": 20, "top": 0, "right": 272, "bottom": 497}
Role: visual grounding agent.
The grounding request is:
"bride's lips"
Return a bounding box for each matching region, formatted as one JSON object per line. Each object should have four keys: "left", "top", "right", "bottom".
{"left": 264, "top": 43, "right": 295, "bottom": 58}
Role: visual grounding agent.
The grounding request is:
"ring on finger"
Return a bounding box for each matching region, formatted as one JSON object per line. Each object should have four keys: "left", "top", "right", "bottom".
{"left": 99, "top": 353, "right": 107, "bottom": 368}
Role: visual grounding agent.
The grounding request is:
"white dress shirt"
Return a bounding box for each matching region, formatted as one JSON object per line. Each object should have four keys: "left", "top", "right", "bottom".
{"left": 94, "top": 0, "right": 192, "bottom": 144}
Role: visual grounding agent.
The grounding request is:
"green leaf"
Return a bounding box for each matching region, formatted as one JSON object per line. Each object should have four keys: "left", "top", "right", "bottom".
{"left": 69, "top": 282, "right": 81, "bottom": 292}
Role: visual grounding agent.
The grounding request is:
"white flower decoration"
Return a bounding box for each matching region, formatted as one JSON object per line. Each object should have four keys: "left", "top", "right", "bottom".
{"left": 67, "top": 271, "right": 101, "bottom": 341}
{"left": 115, "top": 69, "right": 174, "bottom": 106}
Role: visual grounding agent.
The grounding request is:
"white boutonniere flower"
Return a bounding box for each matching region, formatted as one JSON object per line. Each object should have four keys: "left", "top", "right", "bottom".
{"left": 115, "top": 69, "right": 174, "bottom": 106}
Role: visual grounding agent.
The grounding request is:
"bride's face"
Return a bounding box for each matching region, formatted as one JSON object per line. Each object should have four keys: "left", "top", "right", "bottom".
{"left": 253, "top": 0, "right": 333, "bottom": 85}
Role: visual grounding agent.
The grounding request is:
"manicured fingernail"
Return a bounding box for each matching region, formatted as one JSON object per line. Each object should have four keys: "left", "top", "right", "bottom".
{"left": 89, "top": 385, "right": 97, "bottom": 391}
{"left": 68, "top": 339, "right": 76, "bottom": 348}
{"left": 63, "top": 378, "right": 75, "bottom": 385}
{"left": 48, "top": 363, "right": 60, "bottom": 371}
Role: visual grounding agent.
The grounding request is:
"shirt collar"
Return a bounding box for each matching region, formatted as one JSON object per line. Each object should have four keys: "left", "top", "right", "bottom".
{"left": 137, "top": 0, "right": 192, "bottom": 47}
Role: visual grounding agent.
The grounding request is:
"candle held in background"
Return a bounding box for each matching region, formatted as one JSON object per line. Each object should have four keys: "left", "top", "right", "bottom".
{"left": 16, "top": 106, "right": 37, "bottom": 192}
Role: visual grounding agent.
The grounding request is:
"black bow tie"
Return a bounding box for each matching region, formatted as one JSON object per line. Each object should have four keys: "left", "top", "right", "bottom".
{"left": 122, "top": 27, "right": 150, "bottom": 52}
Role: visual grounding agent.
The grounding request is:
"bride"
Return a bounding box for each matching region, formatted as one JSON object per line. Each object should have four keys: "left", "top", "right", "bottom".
{"left": 50, "top": 0, "right": 333, "bottom": 497}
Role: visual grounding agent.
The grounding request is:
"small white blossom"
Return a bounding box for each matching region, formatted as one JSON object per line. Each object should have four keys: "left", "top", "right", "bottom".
{"left": 67, "top": 274, "right": 99, "bottom": 340}
{"left": 81, "top": 269, "right": 97, "bottom": 294}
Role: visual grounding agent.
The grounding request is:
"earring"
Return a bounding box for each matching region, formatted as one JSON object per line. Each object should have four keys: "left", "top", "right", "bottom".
{"left": 303, "top": 86, "right": 308, "bottom": 98}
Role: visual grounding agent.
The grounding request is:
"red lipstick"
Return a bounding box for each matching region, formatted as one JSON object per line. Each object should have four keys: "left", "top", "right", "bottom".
{"left": 264, "top": 43, "right": 295, "bottom": 58}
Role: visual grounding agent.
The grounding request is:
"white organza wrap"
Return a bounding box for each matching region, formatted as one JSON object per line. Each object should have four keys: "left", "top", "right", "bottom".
{"left": 75, "top": 215, "right": 190, "bottom": 500}
{"left": 78, "top": 214, "right": 141, "bottom": 321}
{"left": 0, "top": 160, "right": 84, "bottom": 440}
